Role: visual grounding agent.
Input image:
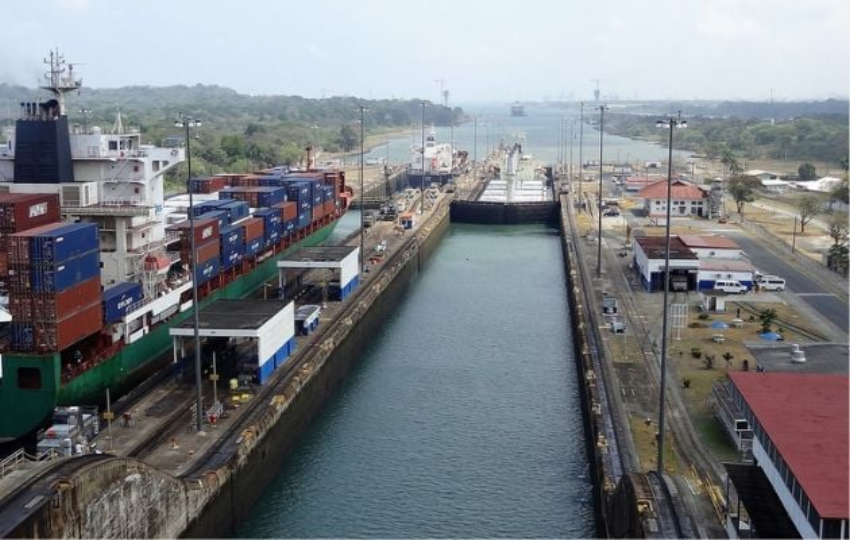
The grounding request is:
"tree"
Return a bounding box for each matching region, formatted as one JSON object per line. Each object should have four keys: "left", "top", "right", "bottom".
{"left": 336, "top": 124, "right": 358, "bottom": 152}
{"left": 797, "top": 194, "right": 823, "bottom": 233}
{"left": 720, "top": 145, "right": 742, "bottom": 176}
{"left": 758, "top": 308, "right": 778, "bottom": 333}
{"left": 828, "top": 179, "right": 849, "bottom": 210}
{"left": 727, "top": 175, "right": 760, "bottom": 217}
{"left": 798, "top": 162, "right": 818, "bottom": 180}
{"left": 827, "top": 214, "right": 850, "bottom": 275}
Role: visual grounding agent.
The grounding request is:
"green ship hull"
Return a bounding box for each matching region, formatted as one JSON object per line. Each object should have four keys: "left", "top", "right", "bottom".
{"left": 0, "top": 221, "right": 338, "bottom": 443}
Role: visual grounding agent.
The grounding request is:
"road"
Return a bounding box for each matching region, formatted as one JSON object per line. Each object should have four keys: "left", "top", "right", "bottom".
{"left": 727, "top": 232, "right": 849, "bottom": 339}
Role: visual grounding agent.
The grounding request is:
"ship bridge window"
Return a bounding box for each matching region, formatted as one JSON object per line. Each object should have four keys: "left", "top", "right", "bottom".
{"left": 17, "top": 367, "right": 42, "bottom": 390}
{"left": 108, "top": 141, "right": 118, "bottom": 151}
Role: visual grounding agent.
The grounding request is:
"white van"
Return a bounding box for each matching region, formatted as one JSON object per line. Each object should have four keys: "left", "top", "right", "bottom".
{"left": 714, "top": 280, "right": 748, "bottom": 294}
{"left": 759, "top": 276, "right": 786, "bottom": 292}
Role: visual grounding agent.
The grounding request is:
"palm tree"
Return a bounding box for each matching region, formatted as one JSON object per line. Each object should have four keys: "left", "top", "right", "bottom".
{"left": 758, "top": 308, "right": 778, "bottom": 333}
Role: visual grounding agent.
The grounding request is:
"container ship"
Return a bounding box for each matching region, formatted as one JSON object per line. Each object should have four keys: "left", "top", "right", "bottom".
{"left": 0, "top": 51, "right": 352, "bottom": 443}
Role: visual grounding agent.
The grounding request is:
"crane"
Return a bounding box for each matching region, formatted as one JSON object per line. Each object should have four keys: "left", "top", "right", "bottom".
{"left": 589, "top": 78, "right": 616, "bottom": 102}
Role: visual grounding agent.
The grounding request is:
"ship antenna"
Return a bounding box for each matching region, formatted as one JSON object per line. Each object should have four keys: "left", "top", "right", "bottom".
{"left": 112, "top": 105, "right": 124, "bottom": 135}
{"left": 40, "top": 48, "right": 83, "bottom": 116}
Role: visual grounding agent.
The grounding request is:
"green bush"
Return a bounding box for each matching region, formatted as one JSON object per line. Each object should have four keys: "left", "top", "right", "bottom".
{"left": 691, "top": 347, "right": 703, "bottom": 359}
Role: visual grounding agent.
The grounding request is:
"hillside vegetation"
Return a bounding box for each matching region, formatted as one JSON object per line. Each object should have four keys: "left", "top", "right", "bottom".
{"left": 0, "top": 83, "right": 463, "bottom": 176}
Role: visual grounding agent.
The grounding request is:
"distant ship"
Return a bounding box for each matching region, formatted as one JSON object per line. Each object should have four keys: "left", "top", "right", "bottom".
{"left": 510, "top": 102, "right": 526, "bottom": 117}
{"left": 407, "top": 128, "right": 466, "bottom": 187}
{"left": 0, "top": 50, "right": 352, "bottom": 443}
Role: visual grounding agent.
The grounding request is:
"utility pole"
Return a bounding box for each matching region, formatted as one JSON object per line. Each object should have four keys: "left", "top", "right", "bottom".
{"left": 579, "top": 102, "right": 584, "bottom": 211}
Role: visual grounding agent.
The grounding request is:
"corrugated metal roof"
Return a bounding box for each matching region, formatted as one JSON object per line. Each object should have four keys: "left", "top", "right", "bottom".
{"left": 730, "top": 372, "right": 849, "bottom": 519}
{"left": 634, "top": 236, "right": 699, "bottom": 260}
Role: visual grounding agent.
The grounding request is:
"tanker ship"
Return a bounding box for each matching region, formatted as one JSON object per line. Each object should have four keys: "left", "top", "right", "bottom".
{"left": 0, "top": 51, "right": 352, "bottom": 443}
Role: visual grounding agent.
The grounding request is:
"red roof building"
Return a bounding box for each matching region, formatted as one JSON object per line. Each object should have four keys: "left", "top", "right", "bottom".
{"left": 638, "top": 179, "right": 708, "bottom": 218}
{"left": 726, "top": 372, "right": 849, "bottom": 538}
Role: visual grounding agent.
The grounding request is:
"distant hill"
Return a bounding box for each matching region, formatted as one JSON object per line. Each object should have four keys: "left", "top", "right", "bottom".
{"left": 0, "top": 83, "right": 464, "bottom": 174}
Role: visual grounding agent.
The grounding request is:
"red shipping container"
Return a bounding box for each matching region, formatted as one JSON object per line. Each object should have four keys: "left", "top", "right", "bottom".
{"left": 184, "top": 239, "right": 220, "bottom": 265}
{"left": 241, "top": 217, "right": 265, "bottom": 242}
{"left": 193, "top": 177, "right": 228, "bottom": 194}
{"left": 34, "top": 301, "right": 102, "bottom": 352}
{"left": 168, "top": 218, "right": 219, "bottom": 248}
{"left": 32, "top": 276, "right": 102, "bottom": 322}
{"left": 323, "top": 200, "right": 336, "bottom": 216}
{"left": 214, "top": 173, "right": 245, "bottom": 187}
{"left": 0, "top": 193, "right": 61, "bottom": 233}
{"left": 277, "top": 201, "right": 297, "bottom": 222}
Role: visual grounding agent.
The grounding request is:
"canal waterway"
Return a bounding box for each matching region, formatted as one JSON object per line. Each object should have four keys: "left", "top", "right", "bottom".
{"left": 238, "top": 224, "right": 596, "bottom": 538}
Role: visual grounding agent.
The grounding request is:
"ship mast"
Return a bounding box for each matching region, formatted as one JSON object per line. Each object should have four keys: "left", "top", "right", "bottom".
{"left": 40, "top": 49, "right": 82, "bottom": 116}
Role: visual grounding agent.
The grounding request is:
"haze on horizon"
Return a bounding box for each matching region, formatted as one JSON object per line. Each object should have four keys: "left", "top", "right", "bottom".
{"left": 1, "top": 0, "right": 847, "bottom": 104}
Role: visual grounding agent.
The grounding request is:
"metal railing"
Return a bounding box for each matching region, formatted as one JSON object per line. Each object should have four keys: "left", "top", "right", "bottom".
{"left": 0, "top": 448, "right": 64, "bottom": 481}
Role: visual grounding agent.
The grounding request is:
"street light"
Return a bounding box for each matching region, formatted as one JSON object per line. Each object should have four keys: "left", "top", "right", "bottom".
{"left": 356, "top": 105, "right": 369, "bottom": 273}
{"left": 174, "top": 113, "right": 204, "bottom": 433}
{"left": 578, "top": 102, "right": 585, "bottom": 212}
{"left": 655, "top": 111, "right": 687, "bottom": 474}
{"left": 596, "top": 104, "right": 609, "bottom": 277}
{"left": 419, "top": 101, "right": 427, "bottom": 214}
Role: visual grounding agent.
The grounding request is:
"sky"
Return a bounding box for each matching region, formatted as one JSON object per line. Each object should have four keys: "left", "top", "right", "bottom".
{"left": 0, "top": 0, "right": 847, "bottom": 103}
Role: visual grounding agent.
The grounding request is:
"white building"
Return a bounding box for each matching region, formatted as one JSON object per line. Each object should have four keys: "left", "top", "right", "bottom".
{"left": 761, "top": 178, "right": 791, "bottom": 193}
{"left": 632, "top": 236, "right": 699, "bottom": 292}
{"left": 723, "top": 372, "right": 848, "bottom": 539}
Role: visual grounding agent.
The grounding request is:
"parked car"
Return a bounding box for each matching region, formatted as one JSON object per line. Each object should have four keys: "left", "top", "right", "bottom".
{"left": 603, "top": 208, "right": 620, "bottom": 217}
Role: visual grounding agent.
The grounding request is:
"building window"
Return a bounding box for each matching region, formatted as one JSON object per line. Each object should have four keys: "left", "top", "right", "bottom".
{"left": 18, "top": 367, "right": 42, "bottom": 390}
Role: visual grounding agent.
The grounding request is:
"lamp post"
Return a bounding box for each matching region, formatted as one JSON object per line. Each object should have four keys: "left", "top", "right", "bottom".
{"left": 473, "top": 116, "right": 478, "bottom": 173}
{"left": 356, "top": 105, "right": 368, "bottom": 272}
{"left": 568, "top": 120, "right": 574, "bottom": 186}
{"left": 174, "top": 113, "right": 204, "bottom": 433}
{"left": 596, "top": 104, "right": 608, "bottom": 277}
{"left": 655, "top": 112, "right": 687, "bottom": 474}
{"left": 419, "top": 101, "right": 427, "bottom": 214}
{"left": 578, "top": 102, "right": 584, "bottom": 211}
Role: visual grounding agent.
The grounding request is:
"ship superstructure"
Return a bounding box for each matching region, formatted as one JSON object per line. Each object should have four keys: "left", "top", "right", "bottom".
{"left": 407, "top": 127, "right": 465, "bottom": 187}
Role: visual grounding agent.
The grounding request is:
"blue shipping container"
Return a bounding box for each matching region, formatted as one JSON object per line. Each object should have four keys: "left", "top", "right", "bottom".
{"left": 29, "top": 222, "right": 99, "bottom": 264}
{"left": 297, "top": 211, "right": 311, "bottom": 229}
{"left": 253, "top": 208, "right": 281, "bottom": 238}
{"left": 284, "top": 181, "right": 311, "bottom": 211}
{"left": 191, "top": 200, "right": 228, "bottom": 217}
{"left": 220, "top": 200, "right": 250, "bottom": 223}
{"left": 195, "top": 257, "right": 220, "bottom": 286}
{"left": 245, "top": 237, "right": 263, "bottom": 256}
{"left": 281, "top": 219, "right": 296, "bottom": 236}
{"left": 31, "top": 250, "right": 100, "bottom": 293}
{"left": 102, "top": 282, "right": 144, "bottom": 322}
{"left": 195, "top": 211, "right": 228, "bottom": 230}
{"left": 219, "top": 225, "right": 244, "bottom": 252}
{"left": 221, "top": 243, "right": 244, "bottom": 270}
{"left": 257, "top": 187, "right": 286, "bottom": 207}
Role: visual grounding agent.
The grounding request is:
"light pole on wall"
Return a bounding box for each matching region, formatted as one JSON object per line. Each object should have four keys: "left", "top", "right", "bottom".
{"left": 175, "top": 113, "right": 204, "bottom": 433}
{"left": 655, "top": 111, "right": 687, "bottom": 475}
{"left": 356, "top": 105, "right": 369, "bottom": 273}
{"left": 596, "top": 104, "right": 608, "bottom": 278}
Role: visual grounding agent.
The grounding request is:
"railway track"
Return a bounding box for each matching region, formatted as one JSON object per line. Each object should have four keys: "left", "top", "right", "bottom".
{"left": 0, "top": 453, "right": 113, "bottom": 537}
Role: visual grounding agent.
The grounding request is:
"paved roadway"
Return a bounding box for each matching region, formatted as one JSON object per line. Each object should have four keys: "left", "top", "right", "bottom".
{"left": 725, "top": 232, "right": 849, "bottom": 339}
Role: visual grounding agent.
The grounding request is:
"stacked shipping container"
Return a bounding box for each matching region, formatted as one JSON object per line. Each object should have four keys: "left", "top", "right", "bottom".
{"left": 8, "top": 222, "right": 103, "bottom": 352}
{"left": 0, "top": 193, "right": 62, "bottom": 290}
